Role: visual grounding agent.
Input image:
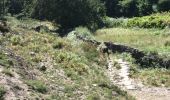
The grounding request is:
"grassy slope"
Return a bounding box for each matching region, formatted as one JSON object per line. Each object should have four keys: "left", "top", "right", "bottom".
{"left": 0, "top": 17, "right": 134, "bottom": 99}
{"left": 95, "top": 14, "right": 170, "bottom": 87}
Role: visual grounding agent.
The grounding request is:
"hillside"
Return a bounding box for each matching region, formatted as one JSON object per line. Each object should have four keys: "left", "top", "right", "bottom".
{"left": 0, "top": 17, "right": 135, "bottom": 99}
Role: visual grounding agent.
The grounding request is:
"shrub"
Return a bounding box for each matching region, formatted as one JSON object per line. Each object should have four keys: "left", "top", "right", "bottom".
{"left": 74, "top": 27, "right": 94, "bottom": 39}
{"left": 126, "top": 13, "right": 170, "bottom": 28}
{"left": 103, "top": 17, "right": 127, "bottom": 28}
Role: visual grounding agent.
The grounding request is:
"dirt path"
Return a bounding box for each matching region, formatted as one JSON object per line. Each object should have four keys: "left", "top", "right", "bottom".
{"left": 107, "top": 57, "right": 170, "bottom": 100}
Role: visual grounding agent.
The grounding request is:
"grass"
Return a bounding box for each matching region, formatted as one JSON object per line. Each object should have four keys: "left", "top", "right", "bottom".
{"left": 134, "top": 68, "right": 170, "bottom": 87}
{"left": 0, "top": 86, "right": 6, "bottom": 100}
{"left": 95, "top": 26, "right": 170, "bottom": 87}
{"left": 26, "top": 80, "right": 47, "bottom": 94}
{"left": 95, "top": 27, "right": 170, "bottom": 56}
{"left": 2, "top": 69, "right": 14, "bottom": 77}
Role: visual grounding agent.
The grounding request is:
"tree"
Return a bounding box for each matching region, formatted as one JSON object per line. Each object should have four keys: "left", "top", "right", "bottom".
{"left": 118, "top": 0, "right": 139, "bottom": 17}
{"left": 158, "top": 0, "right": 170, "bottom": 11}
{"left": 30, "top": 0, "right": 105, "bottom": 29}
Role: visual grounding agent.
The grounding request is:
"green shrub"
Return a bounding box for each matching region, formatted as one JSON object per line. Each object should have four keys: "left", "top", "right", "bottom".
{"left": 26, "top": 80, "right": 47, "bottom": 93}
{"left": 75, "top": 27, "right": 94, "bottom": 39}
{"left": 126, "top": 13, "right": 170, "bottom": 28}
{"left": 103, "top": 17, "right": 127, "bottom": 28}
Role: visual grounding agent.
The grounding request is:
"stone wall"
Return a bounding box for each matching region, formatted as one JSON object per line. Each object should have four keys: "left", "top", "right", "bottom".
{"left": 77, "top": 35, "right": 170, "bottom": 68}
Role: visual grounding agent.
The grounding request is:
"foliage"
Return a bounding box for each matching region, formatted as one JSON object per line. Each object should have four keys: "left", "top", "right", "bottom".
{"left": 126, "top": 12, "right": 170, "bottom": 28}
{"left": 30, "top": 0, "right": 105, "bottom": 29}
{"left": 158, "top": 0, "right": 170, "bottom": 11}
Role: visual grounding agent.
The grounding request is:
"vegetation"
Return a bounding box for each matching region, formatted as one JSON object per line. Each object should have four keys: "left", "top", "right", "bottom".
{"left": 26, "top": 80, "right": 47, "bottom": 93}
{"left": 0, "top": 86, "right": 6, "bottom": 100}
{"left": 126, "top": 12, "right": 170, "bottom": 28}
{"left": 0, "top": 0, "right": 170, "bottom": 99}
{"left": 0, "top": 17, "right": 134, "bottom": 99}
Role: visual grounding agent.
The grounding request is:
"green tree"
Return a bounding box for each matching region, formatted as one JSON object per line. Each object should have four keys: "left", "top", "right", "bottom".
{"left": 30, "top": 0, "right": 105, "bottom": 29}
{"left": 118, "top": 0, "right": 139, "bottom": 17}
{"left": 158, "top": 0, "right": 170, "bottom": 11}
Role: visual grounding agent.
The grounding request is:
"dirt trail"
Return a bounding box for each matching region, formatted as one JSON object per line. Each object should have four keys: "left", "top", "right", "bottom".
{"left": 107, "top": 57, "right": 170, "bottom": 100}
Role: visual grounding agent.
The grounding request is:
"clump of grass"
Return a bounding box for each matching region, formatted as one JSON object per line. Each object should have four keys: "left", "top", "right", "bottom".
{"left": 2, "top": 69, "right": 14, "bottom": 77}
{"left": 26, "top": 80, "right": 47, "bottom": 93}
{"left": 0, "top": 52, "right": 13, "bottom": 68}
{"left": 53, "top": 39, "right": 70, "bottom": 49}
{"left": 137, "top": 68, "right": 170, "bottom": 87}
{"left": 54, "top": 51, "right": 88, "bottom": 75}
{"left": 164, "top": 41, "right": 170, "bottom": 47}
{"left": 10, "top": 35, "right": 23, "bottom": 46}
{"left": 95, "top": 27, "right": 170, "bottom": 56}
{"left": 0, "top": 86, "right": 6, "bottom": 100}
{"left": 75, "top": 26, "right": 94, "bottom": 39}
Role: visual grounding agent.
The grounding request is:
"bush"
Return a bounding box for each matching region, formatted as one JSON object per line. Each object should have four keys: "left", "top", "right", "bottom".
{"left": 126, "top": 13, "right": 170, "bottom": 28}
{"left": 103, "top": 17, "right": 127, "bottom": 28}
{"left": 74, "top": 27, "right": 94, "bottom": 39}
{"left": 158, "top": 0, "right": 170, "bottom": 11}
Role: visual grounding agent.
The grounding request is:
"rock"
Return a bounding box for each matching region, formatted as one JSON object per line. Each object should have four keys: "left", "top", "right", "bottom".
{"left": 92, "top": 84, "right": 97, "bottom": 87}
{"left": 112, "top": 91, "right": 118, "bottom": 96}
{"left": 39, "top": 62, "right": 47, "bottom": 71}
{"left": 29, "top": 52, "right": 36, "bottom": 56}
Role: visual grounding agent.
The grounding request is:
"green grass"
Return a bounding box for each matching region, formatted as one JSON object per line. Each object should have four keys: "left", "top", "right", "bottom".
{"left": 133, "top": 68, "right": 170, "bottom": 87}
{"left": 0, "top": 86, "right": 6, "bottom": 100}
{"left": 2, "top": 69, "right": 14, "bottom": 77}
{"left": 95, "top": 27, "right": 170, "bottom": 56}
{"left": 95, "top": 26, "right": 170, "bottom": 87}
{"left": 26, "top": 80, "right": 47, "bottom": 94}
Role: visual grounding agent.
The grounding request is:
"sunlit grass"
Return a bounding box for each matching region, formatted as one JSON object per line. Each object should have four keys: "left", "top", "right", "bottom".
{"left": 95, "top": 27, "right": 170, "bottom": 56}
